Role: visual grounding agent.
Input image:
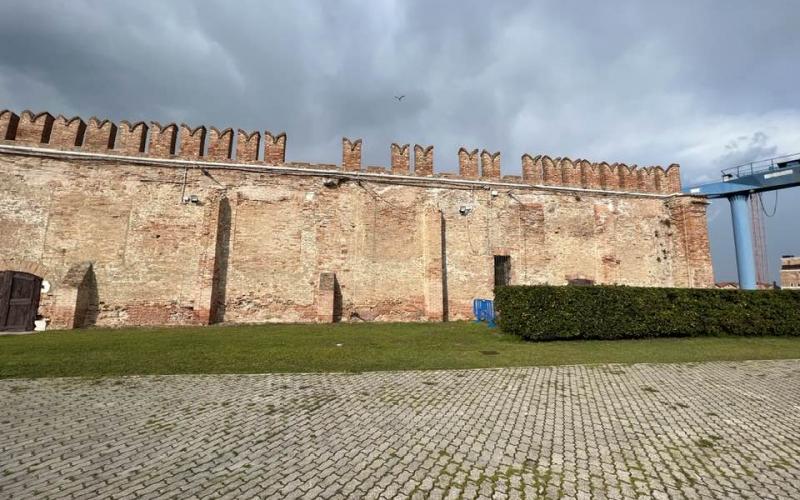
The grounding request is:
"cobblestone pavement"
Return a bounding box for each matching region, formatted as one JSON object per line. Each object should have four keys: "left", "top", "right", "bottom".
{"left": 2, "top": 360, "right": 800, "bottom": 499}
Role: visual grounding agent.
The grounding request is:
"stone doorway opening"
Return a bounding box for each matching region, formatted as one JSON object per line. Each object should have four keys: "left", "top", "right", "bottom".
{"left": 494, "top": 255, "right": 511, "bottom": 287}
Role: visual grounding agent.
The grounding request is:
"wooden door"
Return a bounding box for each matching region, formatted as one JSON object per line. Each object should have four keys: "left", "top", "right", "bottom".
{"left": 0, "top": 271, "right": 42, "bottom": 332}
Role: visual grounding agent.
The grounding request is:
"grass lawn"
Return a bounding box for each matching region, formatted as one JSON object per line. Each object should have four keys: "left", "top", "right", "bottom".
{"left": 1, "top": 321, "right": 799, "bottom": 378}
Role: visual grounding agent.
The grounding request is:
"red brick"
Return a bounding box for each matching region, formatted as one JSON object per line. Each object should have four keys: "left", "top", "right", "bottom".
{"left": 342, "top": 137, "right": 361, "bottom": 171}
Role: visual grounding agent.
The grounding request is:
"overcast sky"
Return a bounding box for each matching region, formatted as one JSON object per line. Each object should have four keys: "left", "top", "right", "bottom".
{"left": 1, "top": 1, "right": 798, "bottom": 283}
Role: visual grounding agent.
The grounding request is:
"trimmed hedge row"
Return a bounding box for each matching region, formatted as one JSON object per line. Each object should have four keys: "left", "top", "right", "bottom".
{"left": 494, "top": 285, "right": 800, "bottom": 341}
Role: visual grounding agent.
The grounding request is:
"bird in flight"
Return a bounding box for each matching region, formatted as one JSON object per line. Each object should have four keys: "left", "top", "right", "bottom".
{"left": 394, "top": 95, "right": 405, "bottom": 102}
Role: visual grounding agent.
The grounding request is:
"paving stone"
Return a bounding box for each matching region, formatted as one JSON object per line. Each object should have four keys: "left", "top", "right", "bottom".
{"left": 1, "top": 360, "right": 799, "bottom": 499}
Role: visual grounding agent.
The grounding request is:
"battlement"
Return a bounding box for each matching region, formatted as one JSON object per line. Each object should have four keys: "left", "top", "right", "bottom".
{"left": 0, "top": 108, "right": 681, "bottom": 194}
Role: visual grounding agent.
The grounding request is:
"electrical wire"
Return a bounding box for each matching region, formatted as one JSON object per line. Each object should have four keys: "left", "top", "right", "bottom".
{"left": 757, "top": 190, "right": 778, "bottom": 218}
{"left": 355, "top": 180, "right": 399, "bottom": 209}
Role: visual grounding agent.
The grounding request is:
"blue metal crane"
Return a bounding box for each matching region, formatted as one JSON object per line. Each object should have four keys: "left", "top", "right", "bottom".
{"left": 683, "top": 153, "right": 800, "bottom": 289}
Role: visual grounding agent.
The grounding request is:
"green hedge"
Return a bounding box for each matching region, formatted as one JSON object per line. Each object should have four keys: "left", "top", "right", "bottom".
{"left": 494, "top": 285, "right": 800, "bottom": 341}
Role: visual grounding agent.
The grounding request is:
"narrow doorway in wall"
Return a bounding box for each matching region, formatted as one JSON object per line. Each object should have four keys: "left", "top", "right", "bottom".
{"left": 494, "top": 256, "right": 511, "bottom": 288}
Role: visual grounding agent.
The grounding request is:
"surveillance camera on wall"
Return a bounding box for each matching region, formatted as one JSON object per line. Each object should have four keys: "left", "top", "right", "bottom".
{"left": 183, "top": 194, "right": 200, "bottom": 204}
{"left": 459, "top": 205, "right": 473, "bottom": 216}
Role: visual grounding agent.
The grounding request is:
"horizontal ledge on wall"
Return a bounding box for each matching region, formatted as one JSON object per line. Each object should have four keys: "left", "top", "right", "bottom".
{"left": 0, "top": 143, "right": 679, "bottom": 199}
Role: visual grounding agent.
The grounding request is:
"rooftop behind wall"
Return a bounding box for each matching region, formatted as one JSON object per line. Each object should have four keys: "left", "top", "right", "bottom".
{"left": 0, "top": 108, "right": 681, "bottom": 194}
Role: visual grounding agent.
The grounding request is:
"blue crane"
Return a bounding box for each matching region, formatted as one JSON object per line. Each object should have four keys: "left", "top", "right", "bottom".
{"left": 683, "top": 153, "right": 800, "bottom": 289}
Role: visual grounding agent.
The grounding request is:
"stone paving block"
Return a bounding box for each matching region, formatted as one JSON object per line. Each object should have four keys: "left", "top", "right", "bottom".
{"left": 1, "top": 360, "right": 799, "bottom": 498}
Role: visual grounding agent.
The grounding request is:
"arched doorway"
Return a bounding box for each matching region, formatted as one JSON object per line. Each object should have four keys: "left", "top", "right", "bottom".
{"left": 0, "top": 271, "right": 43, "bottom": 332}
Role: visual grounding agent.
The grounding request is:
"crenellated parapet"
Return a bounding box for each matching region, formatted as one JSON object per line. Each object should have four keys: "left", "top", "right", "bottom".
{"left": 458, "top": 148, "right": 479, "bottom": 179}
{"left": 264, "top": 131, "right": 286, "bottom": 164}
{"left": 342, "top": 137, "right": 362, "bottom": 171}
{"left": 518, "top": 153, "right": 681, "bottom": 194}
{"left": 179, "top": 124, "right": 206, "bottom": 159}
{"left": 664, "top": 164, "right": 681, "bottom": 193}
{"left": 83, "top": 118, "right": 117, "bottom": 152}
{"left": 616, "top": 164, "right": 634, "bottom": 191}
{"left": 236, "top": 129, "right": 260, "bottom": 162}
{"left": 206, "top": 127, "right": 234, "bottom": 161}
{"left": 391, "top": 143, "right": 410, "bottom": 175}
{"left": 15, "top": 110, "right": 54, "bottom": 145}
{"left": 50, "top": 115, "right": 86, "bottom": 148}
{"left": 636, "top": 167, "right": 658, "bottom": 193}
{"left": 0, "top": 109, "right": 289, "bottom": 165}
{"left": 149, "top": 122, "right": 178, "bottom": 157}
{"left": 0, "top": 108, "right": 684, "bottom": 194}
{"left": 559, "top": 158, "right": 581, "bottom": 187}
{"left": 600, "top": 162, "right": 619, "bottom": 190}
{"left": 542, "top": 156, "right": 560, "bottom": 186}
{"left": 521, "top": 154, "right": 542, "bottom": 184}
{"left": 480, "top": 150, "right": 501, "bottom": 180}
{"left": 0, "top": 110, "right": 20, "bottom": 140}
{"left": 414, "top": 145, "right": 434, "bottom": 176}
{"left": 116, "top": 121, "right": 148, "bottom": 155}
{"left": 580, "top": 159, "right": 598, "bottom": 188}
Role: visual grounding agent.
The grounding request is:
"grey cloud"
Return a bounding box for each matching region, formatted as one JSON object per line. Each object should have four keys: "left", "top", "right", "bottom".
{"left": 716, "top": 132, "right": 778, "bottom": 169}
{"left": 0, "top": 0, "right": 798, "bottom": 282}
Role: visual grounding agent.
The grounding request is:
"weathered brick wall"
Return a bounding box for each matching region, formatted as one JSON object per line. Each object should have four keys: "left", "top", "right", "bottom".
{"left": 781, "top": 257, "right": 800, "bottom": 289}
{"left": 0, "top": 156, "right": 220, "bottom": 326}
{"left": 0, "top": 108, "right": 714, "bottom": 328}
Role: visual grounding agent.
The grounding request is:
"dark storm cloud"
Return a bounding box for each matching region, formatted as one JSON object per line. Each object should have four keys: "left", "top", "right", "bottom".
{"left": 1, "top": 0, "right": 798, "bottom": 281}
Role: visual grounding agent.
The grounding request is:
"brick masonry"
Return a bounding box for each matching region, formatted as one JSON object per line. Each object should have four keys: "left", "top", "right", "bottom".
{"left": 236, "top": 129, "right": 260, "bottom": 163}
{"left": 49, "top": 115, "right": 86, "bottom": 148}
{"left": 480, "top": 150, "right": 501, "bottom": 180}
{"left": 391, "top": 143, "right": 410, "bottom": 175}
{"left": 458, "top": 148, "right": 479, "bottom": 179}
{"left": 0, "top": 108, "right": 714, "bottom": 328}
{"left": 116, "top": 121, "right": 148, "bottom": 155}
{"left": 780, "top": 256, "right": 800, "bottom": 289}
{"left": 414, "top": 145, "right": 434, "bottom": 176}
{"left": 82, "top": 118, "right": 117, "bottom": 152}
{"left": 264, "top": 131, "right": 286, "bottom": 165}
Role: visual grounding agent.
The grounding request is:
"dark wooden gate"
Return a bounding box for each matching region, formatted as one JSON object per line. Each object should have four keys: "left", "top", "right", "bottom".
{"left": 0, "top": 271, "right": 42, "bottom": 332}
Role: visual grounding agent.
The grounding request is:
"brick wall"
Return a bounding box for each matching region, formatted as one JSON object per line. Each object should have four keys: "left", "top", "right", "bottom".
{"left": 780, "top": 257, "right": 800, "bottom": 289}
{"left": 0, "top": 108, "right": 714, "bottom": 328}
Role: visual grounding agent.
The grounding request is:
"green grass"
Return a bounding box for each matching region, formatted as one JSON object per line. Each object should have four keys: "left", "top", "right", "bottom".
{"left": 1, "top": 322, "right": 799, "bottom": 378}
